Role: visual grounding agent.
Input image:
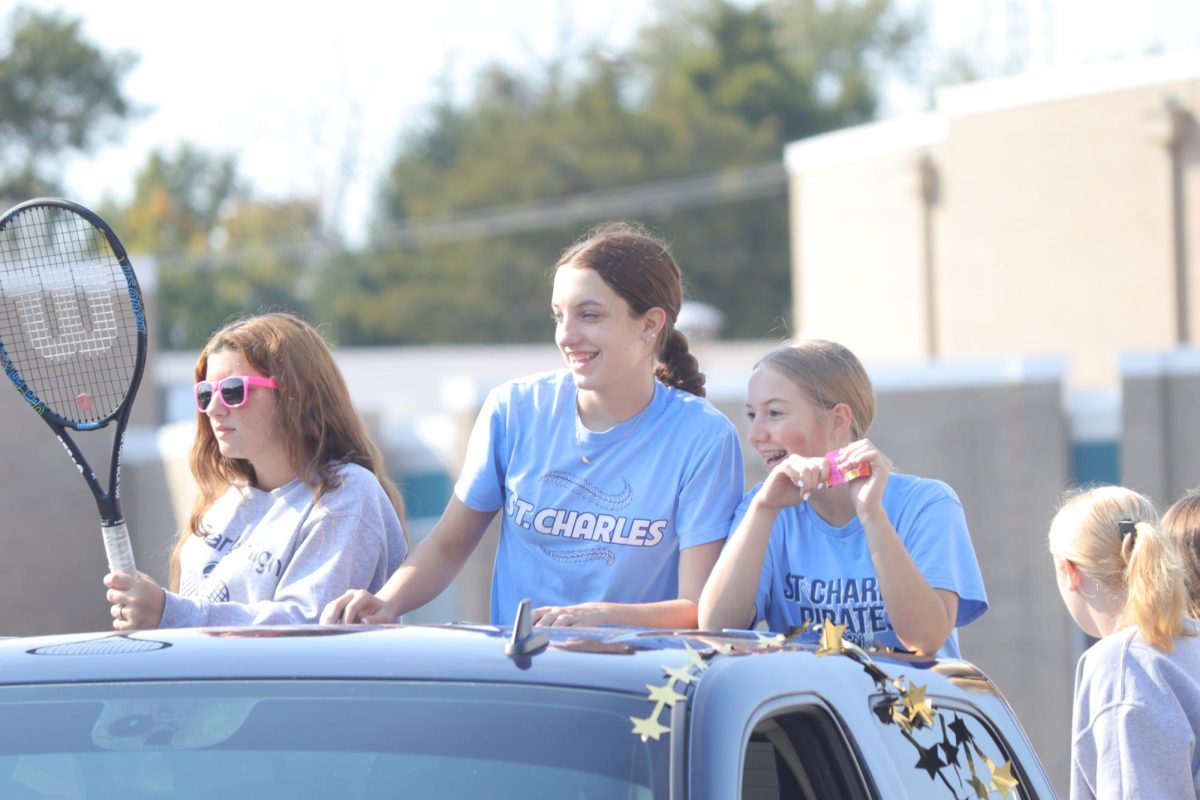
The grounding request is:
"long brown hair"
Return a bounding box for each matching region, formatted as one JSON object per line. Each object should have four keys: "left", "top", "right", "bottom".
{"left": 555, "top": 221, "right": 705, "bottom": 396}
{"left": 170, "top": 312, "right": 406, "bottom": 589}
{"left": 1048, "top": 485, "right": 1192, "bottom": 651}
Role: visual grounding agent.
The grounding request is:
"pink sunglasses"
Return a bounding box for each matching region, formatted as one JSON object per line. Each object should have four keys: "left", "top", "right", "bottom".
{"left": 194, "top": 376, "right": 279, "bottom": 411}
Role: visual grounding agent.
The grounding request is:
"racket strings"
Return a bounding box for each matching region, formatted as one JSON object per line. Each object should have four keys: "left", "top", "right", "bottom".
{"left": 0, "top": 205, "right": 140, "bottom": 424}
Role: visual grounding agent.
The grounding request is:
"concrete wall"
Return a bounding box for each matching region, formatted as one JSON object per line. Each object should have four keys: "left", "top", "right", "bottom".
{"left": 785, "top": 51, "right": 1200, "bottom": 390}
{"left": 1120, "top": 349, "right": 1200, "bottom": 503}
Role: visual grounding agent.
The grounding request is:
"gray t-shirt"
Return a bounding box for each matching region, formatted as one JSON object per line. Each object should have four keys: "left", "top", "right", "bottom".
{"left": 1071, "top": 623, "right": 1200, "bottom": 799}
{"left": 160, "top": 463, "right": 407, "bottom": 627}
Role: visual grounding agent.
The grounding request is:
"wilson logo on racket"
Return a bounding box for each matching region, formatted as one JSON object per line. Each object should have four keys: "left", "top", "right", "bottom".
{"left": 14, "top": 262, "right": 120, "bottom": 360}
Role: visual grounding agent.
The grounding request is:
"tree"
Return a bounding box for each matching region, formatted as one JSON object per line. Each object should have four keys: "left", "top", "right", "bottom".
{"left": 110, "top": 145, "right": 321, "bottom": 349}
{"left": 335, "top": 0, "right": 921, "bottom": 345}
{"left": 0, "top": 6, "right": 136, "bottom": 200}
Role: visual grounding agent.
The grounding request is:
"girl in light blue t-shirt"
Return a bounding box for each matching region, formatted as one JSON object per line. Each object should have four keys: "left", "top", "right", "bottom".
{"left": 699, "top": 339, "right": 987, "bottom": 658}
{"left": 324, "top": 222, "right": 744, "bottom": 628}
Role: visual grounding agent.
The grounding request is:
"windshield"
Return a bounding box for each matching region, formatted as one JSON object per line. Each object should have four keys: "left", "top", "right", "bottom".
{"left": 0, "top": 680, "right": 668, "bottom": 799}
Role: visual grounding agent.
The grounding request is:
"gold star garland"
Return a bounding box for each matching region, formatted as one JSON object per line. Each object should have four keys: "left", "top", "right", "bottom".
{"left": 629, "top": 624, "right": 1019, "bottom": 800}
{"left": 629, "top": 642, "right": 710, "bottom": 742}
{"left": 811, "top": 622, "right": 1020, "bottom": 799}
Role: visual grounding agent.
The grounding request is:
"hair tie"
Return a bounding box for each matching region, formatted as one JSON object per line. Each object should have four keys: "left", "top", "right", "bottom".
{"left": 1118, "top": 519, "right": 1137, "bottom": 545}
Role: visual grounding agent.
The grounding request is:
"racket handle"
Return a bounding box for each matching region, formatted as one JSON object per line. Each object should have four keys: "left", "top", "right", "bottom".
{"left": 102, "top": 522, "right": 138, "bottom": 575}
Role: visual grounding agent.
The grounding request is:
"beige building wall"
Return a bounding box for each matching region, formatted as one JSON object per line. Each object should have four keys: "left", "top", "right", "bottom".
{"left": 786, "top": 52, "right": 1200, "bottom": 389}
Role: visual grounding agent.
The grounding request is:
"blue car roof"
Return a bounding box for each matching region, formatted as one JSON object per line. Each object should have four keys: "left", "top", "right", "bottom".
{"left": 0, "top": 623, "right": 1002, "bottom": 703}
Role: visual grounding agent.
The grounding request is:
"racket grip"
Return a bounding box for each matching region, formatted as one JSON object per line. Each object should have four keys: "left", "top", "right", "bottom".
{"left": 102, "top": 522, "right": 138, "bottom": 575}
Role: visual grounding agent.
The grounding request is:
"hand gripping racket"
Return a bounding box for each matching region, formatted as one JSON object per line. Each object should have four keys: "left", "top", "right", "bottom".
{"left": 0, "top": 198, "right": 147, "bottom": 575}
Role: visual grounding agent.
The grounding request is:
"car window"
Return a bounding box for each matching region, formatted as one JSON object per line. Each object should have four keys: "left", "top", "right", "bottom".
{"left": 871, "top": 694, "right": 1026, "bottom": 799}
{"left": 741, "top": 705, "right": 871, "bottom": 800}
{"left": 0, "top": 680, "right": 668, "bottom": 800}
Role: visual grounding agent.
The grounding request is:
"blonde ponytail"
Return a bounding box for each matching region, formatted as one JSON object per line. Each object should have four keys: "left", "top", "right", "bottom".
{"left": 1048, "top": 486, "right": 1192, "bottom": 651}
{"left": 1120, "top": 519, "right": 1190, "bottom": 650}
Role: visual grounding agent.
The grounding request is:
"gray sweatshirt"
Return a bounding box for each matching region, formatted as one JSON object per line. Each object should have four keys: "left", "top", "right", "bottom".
{"left": 1071, "top": 623, "right": 1200, "bottom": 799}
{"left": 160, "top": 463, "right": 407, "bottom": 627}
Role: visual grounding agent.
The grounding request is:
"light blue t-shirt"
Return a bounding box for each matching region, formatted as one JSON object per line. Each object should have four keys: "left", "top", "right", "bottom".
{"left": 738, "top": 472, "right": 987, "bottom": 659}
{"left": 455, "top": 370, "right": 745, "bottom": 624}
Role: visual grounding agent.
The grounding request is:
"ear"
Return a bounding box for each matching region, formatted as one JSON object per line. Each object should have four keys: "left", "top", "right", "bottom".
{"left": 640, "top": 307, "right": 667, "bottom": 342}
{"left": 1059, "top": 558, "right": 1085, "bottom": 593}
{"left": 827, "top": 402, "right": 855, "bottom": 441}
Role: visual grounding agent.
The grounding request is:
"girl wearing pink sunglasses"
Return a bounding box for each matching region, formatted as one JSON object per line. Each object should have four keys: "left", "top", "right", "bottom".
{"left": 103, "top": 312, "right": 408, "bottom": 629}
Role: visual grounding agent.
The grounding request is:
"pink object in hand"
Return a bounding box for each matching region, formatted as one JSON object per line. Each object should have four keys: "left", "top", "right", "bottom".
{"left": 825, "top": 449, "right": 871, "bottom": 486}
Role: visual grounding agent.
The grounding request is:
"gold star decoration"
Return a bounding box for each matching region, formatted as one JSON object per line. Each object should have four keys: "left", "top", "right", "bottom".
{"left": 986, "top": 758, "right": 1019, "bottom": 798}
{"left": 901, "top": 681, "right": 936, "bottom": 729}
{"left": 631, "top": 643, "right": 715, "bottom": 744}
{"left": 821, "top": 636, "right": 1018, "bottom": 798}
{"left": 646, "top": 682, "right": 687, "bottom": 707}
{"left": 891, "top": 702, "right": 914, "bottom": 734}
{"left": 754, "top": 631, "right": 784, "bottom": 649}
{"left": 784, "top": 620, "right": 812, "bottom": 641}
{"left": 662, "top": 664, "right": 697, "bottom": 686}
{"left": 629, "top": 712, "right": 670, "bottom": 742}
{"left": 682, "top": 642, "right": 706, "bottom": 671}
{"left": 816, "top": 621, "right": 848, "bottom": 655}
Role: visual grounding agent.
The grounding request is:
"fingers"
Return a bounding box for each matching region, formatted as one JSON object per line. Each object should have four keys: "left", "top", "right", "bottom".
{"left": 344, "top": 593, "right": 383, "bottom": 624}
{"left": 830, "top": 439, "right": 893, "bottom": 478}
{"left": 103, "top": 572, "right": 134, "bottom": 591}
{"left": 110, "top": 601, "right": 134, "bottom": 631}
{"left": 321, "top": 591, "right": 388, "bottom": 624}
{"left": 533, "top": 606, "right": 577, "bottom": 627}
{"left": 319, "top": 593, "right": 351, "bottom": 624}
{"left": 781, "top": 455, "right": 827, "bottom": 498}
{"left": 326, "top": 591, "right": 363, "bottom": 624}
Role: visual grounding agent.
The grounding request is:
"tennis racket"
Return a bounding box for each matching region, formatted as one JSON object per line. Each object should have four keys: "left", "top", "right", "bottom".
{"left": 0, "top": 198, "right": 148, "bottom": 575}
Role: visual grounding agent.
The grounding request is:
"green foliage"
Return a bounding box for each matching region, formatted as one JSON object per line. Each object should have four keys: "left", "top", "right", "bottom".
{"left": 318, "top": 0, "right": 921, "bottom": 345}
{"left": 0, "top": 6, "right": 136, "bottom": 199}
{"left": 109, "top": 144, "right": 321, "bottom": 349}
{"left": 93, "top": 0, "right": 920, "bottom": 350}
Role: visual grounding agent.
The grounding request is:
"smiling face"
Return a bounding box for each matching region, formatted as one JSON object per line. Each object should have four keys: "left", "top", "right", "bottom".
{"left": 552, "top": 264, "right": 656, "bottom": 395}
{"left": 202, "top": 348, "right": 293, "bottom": 489}
{"left": 745, "top": 364, "right": 845, "bottom": 469}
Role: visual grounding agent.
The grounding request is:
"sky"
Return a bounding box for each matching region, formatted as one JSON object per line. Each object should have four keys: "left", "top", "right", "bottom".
{"left": 5, "top": 0, "right": 1200, "bottom": 245}
{"left": 1, "top": 0, "right": 658, "bottom": 243}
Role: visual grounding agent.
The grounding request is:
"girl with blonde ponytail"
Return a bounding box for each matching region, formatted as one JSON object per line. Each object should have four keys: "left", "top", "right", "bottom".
{"left": 1047, "top": 485, "right": 1200, "bottom": 798}
{"left": 324, "top": 222, "right": 744, "bottom": 628}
